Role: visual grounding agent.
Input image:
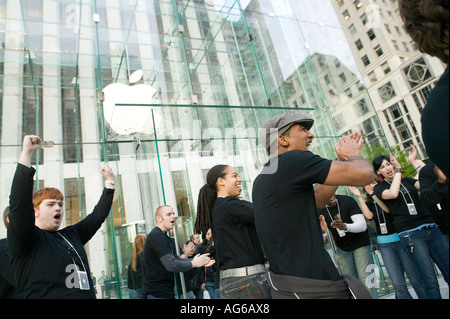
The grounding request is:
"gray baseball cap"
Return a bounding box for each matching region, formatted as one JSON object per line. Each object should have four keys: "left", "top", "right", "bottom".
{"left": 260, "top": 113, "right": 314, "bottom": 152}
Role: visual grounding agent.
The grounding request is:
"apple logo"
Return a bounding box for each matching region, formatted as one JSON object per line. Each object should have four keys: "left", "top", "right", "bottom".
{"left": 102, "top": 70, "right": 158, "bottom": 136}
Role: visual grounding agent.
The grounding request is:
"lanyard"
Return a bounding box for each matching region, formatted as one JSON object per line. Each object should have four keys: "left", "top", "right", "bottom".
{"left": 373, "top": 201, "right": 386, "bottom": 224}
{"left": 386, "top": 180, "right": 415, "bottom": 207}
{"left": 325, "top": 198, "right": 340, "bottom": 222}
{"left": 58, "top": 233, "right": 87, "bottom": 271}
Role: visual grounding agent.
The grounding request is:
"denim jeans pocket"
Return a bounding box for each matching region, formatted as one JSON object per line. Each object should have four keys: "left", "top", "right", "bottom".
{"left": 220, "top": 273, "right": 271, "bottom": 299}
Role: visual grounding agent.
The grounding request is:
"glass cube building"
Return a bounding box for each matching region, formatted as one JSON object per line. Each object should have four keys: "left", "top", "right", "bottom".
{"left": 1, "top": 0, "right": 402, "bottom": 298}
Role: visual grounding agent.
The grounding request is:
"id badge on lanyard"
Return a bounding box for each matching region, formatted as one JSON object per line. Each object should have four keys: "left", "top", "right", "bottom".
{"left": 407, "top": 203, "right": 418, "bottom": 215}
{"left": 379, "top": 223, "right": 388, "bottom": 234}
{"left": 76, "top": 269, "right": 90, "bottom": 290}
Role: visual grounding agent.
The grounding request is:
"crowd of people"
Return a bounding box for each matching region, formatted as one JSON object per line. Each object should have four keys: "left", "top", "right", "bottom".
{"left": 0, "top": 0, "right": 448, "bottom": 300}
{"left": 126, "top": 112, "right": 447, "bottom": 300}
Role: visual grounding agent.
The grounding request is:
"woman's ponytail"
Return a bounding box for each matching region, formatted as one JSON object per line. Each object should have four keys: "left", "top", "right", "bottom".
{"left": 195, "top": 165, "right": 229, "bottom": 235}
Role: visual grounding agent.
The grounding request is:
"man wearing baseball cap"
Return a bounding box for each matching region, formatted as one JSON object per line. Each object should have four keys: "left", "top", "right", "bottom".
{"left": 252, "top": 113, "right": 374, "bottom": 299}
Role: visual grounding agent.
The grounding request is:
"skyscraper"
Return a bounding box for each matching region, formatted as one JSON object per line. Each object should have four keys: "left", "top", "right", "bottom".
{"left": 331, "top": 0, "right": 446, "bottom": 157}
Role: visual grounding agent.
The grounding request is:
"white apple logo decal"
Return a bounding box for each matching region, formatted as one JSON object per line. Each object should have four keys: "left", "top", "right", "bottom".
{"left": 102, "top": 70, "right": 158, "bottom": 135}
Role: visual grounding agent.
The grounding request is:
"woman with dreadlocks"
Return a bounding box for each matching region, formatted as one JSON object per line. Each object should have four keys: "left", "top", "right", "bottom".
{"left": 195, "top": 164, "right": 271, "bottom": 299}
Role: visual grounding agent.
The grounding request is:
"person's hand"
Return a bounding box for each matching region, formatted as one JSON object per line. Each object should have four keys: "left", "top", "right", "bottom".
{"left": 348, "top": 132, "right": 364, "bottom": 150}
{"left": 22, "top": 135, "right": 42, "bottom": 153}
{"left": 389, "top": 152, "right": 401, "bottom": 169}
{"left": 335, "top": 133, "right": 364, "bottom": 161}
{"left": 19, "top": 135, "right": 42, "bottom": 167}
{"left": 183, "top": 241, "right": 195, "bottom": 256}
{"left": 330, "top": 214, "right": 347, "bottom": 231}
{"left": 364, "top": 184, "right": 374, "bottom": 195}
{"left": 408, "top": 144, "right": 425, "bottom": 169}
{"left": 407, "top": 144, "right": 417, "bottom": 165}
{"left": 101, "top": 163, "right": 115, "bottom": 181}
{"left": 348, "top": 186, "right": 362, "bottom": 197}
{"left": 192, "top": 253, "right": 215, "bottom": 268}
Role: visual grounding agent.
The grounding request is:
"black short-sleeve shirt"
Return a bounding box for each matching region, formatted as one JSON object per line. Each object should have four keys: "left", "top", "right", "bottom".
{"left": 366, "top": 201, "right": 396, "bottom": 236}
{"left": 252, "top": 150, "right": 341, "bottom": 281}
{"left": 374, "top": 177, "right": 434, "bottom": 233}
{"left": 318, "top": 195, "right": 370, "bottom": 252}
{"left": 211, "top": 197, "right": 265, "bottom": 271}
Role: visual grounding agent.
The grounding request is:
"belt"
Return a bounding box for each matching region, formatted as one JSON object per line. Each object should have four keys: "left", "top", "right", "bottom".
{"left": 220, "top": 264, "right": 266, "bottom": 279}
{"left": 399, "top": 223, "right": 437, "bottom": 236}
{"left": 417, "top": 224, "right": 436, "bottom": 231}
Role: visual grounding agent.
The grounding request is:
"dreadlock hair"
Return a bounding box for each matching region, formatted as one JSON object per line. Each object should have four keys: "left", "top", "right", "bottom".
{"left": 195, "top": 164, "right": 229, "bottom": 236}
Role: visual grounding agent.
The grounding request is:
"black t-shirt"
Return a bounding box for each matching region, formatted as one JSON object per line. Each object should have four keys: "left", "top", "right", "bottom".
{"left": 374, "top": 177, "right": 434, "bottom": 233}
{"left": 421, "top": 64, "right": 449, "bottom": 178}
{"left": 318, "top": 195, "right": 370, "bottom": 252}
{"left": 252, "top": 150, "right": 342, "bottom": 281}
{"left": 8, "top": 164, "right": 114, "bottom": 299}
{"left": 211, "top": 197, "right": 265, "bottom": 271}
{"left": 142, "top": 227, "right": 177, "bottom": 299}
{"left": 419, "top": 162, "right": 449, "bottom": 235}
{"left": 366, "top": 201, "right": 396, "bottom": 236}
{"left": 0, "top": 238, "right": 16, "bottom": 299}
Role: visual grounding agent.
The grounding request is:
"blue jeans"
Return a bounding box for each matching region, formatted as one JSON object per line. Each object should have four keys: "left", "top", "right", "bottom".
{"left": 219, "top": 272, "right": 271, "bottom": 299}
{"left": 378, "top": 240, "right": 426, "bottom": 299}
{"left": 335, "top": 245, "right": 378, "bottom": 298}
{"left": 399, "top": 226, "right": 449, "bottom": 299}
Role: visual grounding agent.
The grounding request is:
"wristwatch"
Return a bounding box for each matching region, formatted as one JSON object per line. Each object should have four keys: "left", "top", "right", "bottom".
{"left": 105, "top": 180, "right": 115, "bottom": 185}
{"left": 395, "top": 168, "right": 402, "bottom": 174}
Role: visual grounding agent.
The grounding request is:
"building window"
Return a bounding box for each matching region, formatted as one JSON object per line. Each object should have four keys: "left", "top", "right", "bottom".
{"left": 396, "top": 120, "right": 412, "bottom": 141}
{"left": 362, "top": 55, "right": 370, "bottom": 66}
{"left": 382, "top": 61, "right": 391, "bottom": 74}
{"left": 361, "top": 13, "right": 368, "bottom": 25}
{"left": 403, "top": 42, "right": 410, "bottom": 52}
{"left": 385, "top": 24, "right": 391, "bottom": 33}
{"left": 354, "top": 0, "right": 363, "bottom": 9}
{"left": 379, "top": 82, "right": 396, "bottom": 102}
{"left": 334, "top": 58, "right": 341, "bottom": 68}
{"left": 343, "top": 10, "right": 350, "bottom": 20}
{"left": 412, "top": 93, "right": 424, "bottom": 114}
{"left": 403, "top": 58, "right": 432, "bottom": 88}
{"left": 355, "top": 39, "right": 364, "bottom": 50}
{"left": 375, "top": 45, "right": 384, "bottom": 57}
{"left": 369, "top": 71, "right": 377, "bottom": 82}
{"left": 354, "top": 98, "right": 370, "bottom": 116}
{"left": 349, "top": 24, "right": 357, "bottom": 35}
{"left": 339, "top": 72, "right": 347, "bottom": 83}
{"left": 345, "top": 88, "right": 353, "bottom": 98}
{"left": 367, "top": 29, "right": 376, "bottom": 40}
{"left": 334, "top": 114, "right": 346, "bottom": 131}
{"left": 64, "top": 178, "right": 86, "bottom": 226}
{"left": 389, "top": 103, "right": 403, "bottom": 119}
{"left": 419, "top": 84, "right": 434, "bottom": 102}
{"left": 392, "top": 40, "right": 399, "bottom": 50}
